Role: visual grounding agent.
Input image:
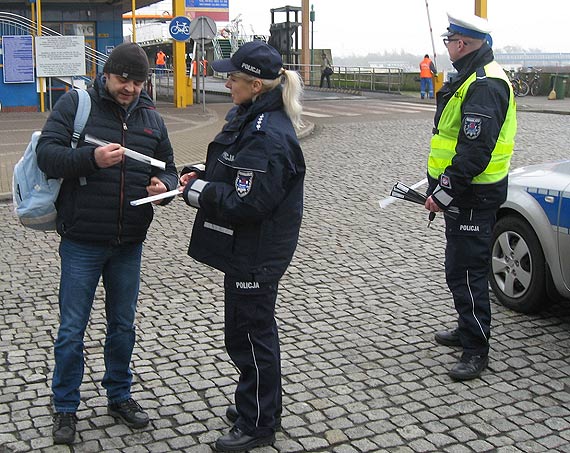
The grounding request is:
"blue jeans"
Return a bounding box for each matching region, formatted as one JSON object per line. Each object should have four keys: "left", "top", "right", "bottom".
{"left": 52, "top": 238, "right": 142, "bottom": 413}
{"left": 420, "top": 77, "right": 434, "bottom": 98}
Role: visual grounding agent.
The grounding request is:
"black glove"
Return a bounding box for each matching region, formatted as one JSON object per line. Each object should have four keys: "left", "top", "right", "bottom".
{"left": 180, "top": 163, "right": 206, "bottom": 180}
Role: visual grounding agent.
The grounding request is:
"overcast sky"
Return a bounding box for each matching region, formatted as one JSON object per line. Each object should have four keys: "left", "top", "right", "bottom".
{"left": 138, "top": 1, "right": 570, "bottom": 58}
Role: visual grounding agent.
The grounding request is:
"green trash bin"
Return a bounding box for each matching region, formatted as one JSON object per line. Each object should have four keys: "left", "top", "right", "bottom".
{"left": 550, "top": 75, "right": 568, "bottom": 100}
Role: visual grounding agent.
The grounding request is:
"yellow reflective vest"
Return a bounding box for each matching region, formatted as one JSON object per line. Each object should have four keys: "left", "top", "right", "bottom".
{"left": 428, "top": 61, "right": 516, "bottom": 184}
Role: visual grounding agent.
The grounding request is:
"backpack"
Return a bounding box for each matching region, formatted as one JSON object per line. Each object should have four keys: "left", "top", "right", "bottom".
{"left": 12, "top": 89, "right": 91, "bottom": 231}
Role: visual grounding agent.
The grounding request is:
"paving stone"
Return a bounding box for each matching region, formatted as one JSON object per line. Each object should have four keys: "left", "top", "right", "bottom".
{"left": 297, "top": 435, "right": 329, "bottom": 451}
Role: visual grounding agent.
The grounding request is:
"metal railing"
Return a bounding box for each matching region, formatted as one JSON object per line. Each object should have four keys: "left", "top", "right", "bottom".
{"left": 337, "top": 66, "right": 403, "bottom": 92}
{"left": 146, "top": 68, "right": 176, "bottom": 102}
{"left": 285, "top": 64, "right": 404, "bottom": 93}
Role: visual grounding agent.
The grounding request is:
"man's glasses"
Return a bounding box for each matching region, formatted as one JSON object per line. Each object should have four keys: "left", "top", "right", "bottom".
{"left": 443, "top": 38, "right": 461, "bottom": 46}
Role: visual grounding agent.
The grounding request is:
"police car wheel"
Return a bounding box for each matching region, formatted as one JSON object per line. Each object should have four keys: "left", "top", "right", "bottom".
{"left": 489, "top": 215, "right": 548, "bottom": 314}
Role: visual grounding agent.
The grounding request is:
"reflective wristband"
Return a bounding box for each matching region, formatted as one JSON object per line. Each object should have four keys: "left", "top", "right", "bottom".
{"left": 432, "top": 184, "right": 453, "bottom": 208}
{"left": 184, "top": 179, "right": 208, "bottom": 208}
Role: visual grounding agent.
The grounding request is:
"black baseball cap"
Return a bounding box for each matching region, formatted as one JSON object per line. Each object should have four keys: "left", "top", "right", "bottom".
{"left": 210, "top": 41, "right": 282, "bottom": 80}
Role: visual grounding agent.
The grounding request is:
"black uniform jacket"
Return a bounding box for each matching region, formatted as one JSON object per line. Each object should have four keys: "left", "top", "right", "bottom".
{"left": 188, "top": 87, "right": 305, "bottom": 282}
{"left": 428, "top": 43, "right": 511, "bottom": 210}
{"left": 36, "top": 75, "right": 178, "bottom": 244}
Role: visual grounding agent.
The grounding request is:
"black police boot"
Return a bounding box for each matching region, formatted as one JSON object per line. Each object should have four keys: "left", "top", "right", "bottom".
{"left": 225, "top": 405, "right": 239, "bottom": 423}
{"left": 448, "top": 353, "right": 489, "bottom": 381}
{"left": 53, "top": 412, "right": 78, "bottom": 445}
{"left": 434, "top": 328, "right": 461, "bottom": 347}
{"left": 108, "top": 397, "right": 149, "bottom": 428}
{"left": 214, "top": 426, "right": 275, "bottom": 452}
{"left": 226, "top": 405, "right": 282, "bottom": 430}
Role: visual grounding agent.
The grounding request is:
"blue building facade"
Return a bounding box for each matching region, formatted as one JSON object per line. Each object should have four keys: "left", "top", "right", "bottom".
{"left": 0, "top": 1, "right": 157, "bottom": 111}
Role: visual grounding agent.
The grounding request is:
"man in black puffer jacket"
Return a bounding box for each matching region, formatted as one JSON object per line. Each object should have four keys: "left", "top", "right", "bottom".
{"left": 36, "top": 43, "right": 178, "bottom": 445}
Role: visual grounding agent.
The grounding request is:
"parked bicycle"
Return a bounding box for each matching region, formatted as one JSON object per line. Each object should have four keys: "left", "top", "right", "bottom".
{"left": 507, "top": 69, "right": 529, "bottom": 97}
{"left": 528, "top": 67, "right": 542, "bottom": 96}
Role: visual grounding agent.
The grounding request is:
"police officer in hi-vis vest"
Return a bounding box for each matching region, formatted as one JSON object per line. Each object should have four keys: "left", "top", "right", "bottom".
{"left": 424, "top": 12, "right": 517, "bottom": 381}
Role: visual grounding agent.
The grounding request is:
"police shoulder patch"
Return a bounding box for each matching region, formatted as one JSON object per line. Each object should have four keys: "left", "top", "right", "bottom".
{"left": 463, "top": 116, "right": 482, "bottom": 140}
{"left": 235, "top": 170, "right": 254, "bottom": 197}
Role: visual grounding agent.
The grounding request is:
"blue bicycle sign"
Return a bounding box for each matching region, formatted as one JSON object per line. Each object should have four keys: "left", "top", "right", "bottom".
{"left": 169, "top": 16, "right": 191, "bottom": 41}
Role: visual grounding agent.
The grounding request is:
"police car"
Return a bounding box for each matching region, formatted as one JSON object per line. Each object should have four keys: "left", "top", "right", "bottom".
{"left": 490, "top": 160, "right": 570, "bottom": 313}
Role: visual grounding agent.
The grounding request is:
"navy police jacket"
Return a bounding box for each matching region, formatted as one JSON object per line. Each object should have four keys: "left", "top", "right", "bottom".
{"left": 37, "top": 74, "right": 178, "bottom": 244}
{"left": 187, "top": 86, "right": 305, "bottom": 281}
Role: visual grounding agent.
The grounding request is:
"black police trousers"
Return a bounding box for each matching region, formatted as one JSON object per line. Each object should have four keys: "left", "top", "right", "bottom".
{"left": 444, "top": 208, "right": 497, "bottom": 356}
{"left": 224, "top": 275, "right": 282, "bottom": 437}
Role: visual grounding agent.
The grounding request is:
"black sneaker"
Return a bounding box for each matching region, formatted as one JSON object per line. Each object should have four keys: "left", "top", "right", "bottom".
{"left": 449, "top": 354, "right": 489, "bottom": 381}
{"left": 108, "top": 398, "right": 149, "bottom": 428}
{"left": 214, "top": 426, "right": 275, "bottom": 452}
{"left": 52, "top": 412, "right": 77, "bottom": 445}
{"left": 225, "top": 405, "right": 282, "bottom": 430}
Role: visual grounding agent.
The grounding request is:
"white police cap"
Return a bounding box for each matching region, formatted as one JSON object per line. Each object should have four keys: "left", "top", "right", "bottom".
{"left": 442, "top": 11, "right": 491, "bottom": 40}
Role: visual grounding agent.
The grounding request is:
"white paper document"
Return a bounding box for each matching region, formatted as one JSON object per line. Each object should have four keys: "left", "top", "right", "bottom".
{"left": 378, "top": 178, "right": 427, "bottom": 209}
{"left": 84, "top": 134, "right": 166, "bottom": 170}
{"left": 130, "top": 188, "right": 182, "bottom": 206}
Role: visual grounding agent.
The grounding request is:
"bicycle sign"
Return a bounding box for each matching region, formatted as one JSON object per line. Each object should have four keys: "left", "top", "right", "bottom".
{"left": 169, "top": 16, "right": 191, "bottom": 41}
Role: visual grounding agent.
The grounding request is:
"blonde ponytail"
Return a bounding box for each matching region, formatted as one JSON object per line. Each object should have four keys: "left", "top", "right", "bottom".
{"left": 280, "top": 69, "right": 304, "bottom": 130}
{"left": 241, "top": 68, "right": 305, "bottom": 130}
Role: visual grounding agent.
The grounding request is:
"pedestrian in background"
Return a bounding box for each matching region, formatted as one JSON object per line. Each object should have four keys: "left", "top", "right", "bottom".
{"left": 178, "top": 41, "right": 305, "bottom": 452}
{"left": 320, "top": 51, "right": 333, "bottom": 88}
{"left": 155, "top": 48, "right": 167, "bottom": 75}
{"left": 419, "top": 53, "right": 436, "bottom": 99}
{"left": 424, "top": 13, "right": 517, "bottom": 380}
{"left": 37, "top": 42, "right": 178, "bottom": 444}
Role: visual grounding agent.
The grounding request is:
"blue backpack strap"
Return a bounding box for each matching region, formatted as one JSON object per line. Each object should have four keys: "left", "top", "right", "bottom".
{"left": 72, "top": 88, "right": 91, "bottom": 185}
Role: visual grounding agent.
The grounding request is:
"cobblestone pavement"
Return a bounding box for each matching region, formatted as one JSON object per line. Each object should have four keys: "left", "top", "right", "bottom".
{"left": 1, "top": 111, "right": 570, "bottom": 453}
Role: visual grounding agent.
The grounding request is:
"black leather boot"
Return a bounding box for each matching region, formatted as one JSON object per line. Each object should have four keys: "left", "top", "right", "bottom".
{"left": 434, "top": 328, "right": 461, "bottom": 347}
{"left": 214, "top": 426, "right": 275, "bottom": 452}
{"left": 449, "top": 354, "right": 489, "bottom": 381}
{"left": 53, "top": 412, "right": 77, "bottom": 445}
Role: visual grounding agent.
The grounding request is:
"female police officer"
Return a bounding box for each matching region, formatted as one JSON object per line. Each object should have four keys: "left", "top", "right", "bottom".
{"left": 179, "top": 41, "right": 305, "bottom": 452}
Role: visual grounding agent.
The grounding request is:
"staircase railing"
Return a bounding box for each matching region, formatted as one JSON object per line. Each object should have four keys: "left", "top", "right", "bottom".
{"left": 212, "top": 38, "right": 223, "bottom": 62}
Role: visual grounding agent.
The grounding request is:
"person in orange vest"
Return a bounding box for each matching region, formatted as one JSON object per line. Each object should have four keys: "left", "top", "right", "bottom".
{"left": 155, "top": 48, "right": 167, "bottom": 75}
{"left": 419, "top": 54, "right": 437, "bottom": 99}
